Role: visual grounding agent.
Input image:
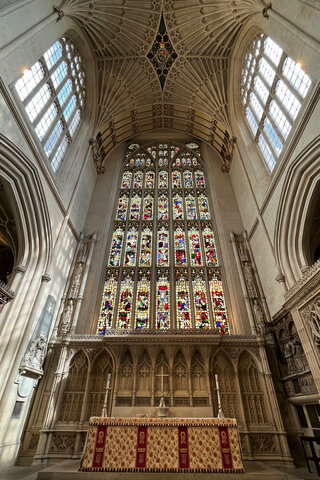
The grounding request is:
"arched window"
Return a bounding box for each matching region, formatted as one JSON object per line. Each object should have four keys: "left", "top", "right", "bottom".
{"left": 241, "top": 34, "right": 311, "bottom": 172}
{"left": 97, "top": 142, "right": 229, "bottom": 334}
{"left": 14, "top": 37, "right": 86, "bottom": 172}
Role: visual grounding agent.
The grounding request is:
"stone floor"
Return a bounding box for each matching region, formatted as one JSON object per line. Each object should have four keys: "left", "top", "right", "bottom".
{"left": 0, "top": 461, "right": 319, "bottom": 480}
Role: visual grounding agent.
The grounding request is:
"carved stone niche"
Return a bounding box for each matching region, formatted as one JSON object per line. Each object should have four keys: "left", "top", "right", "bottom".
{"left": 274, "top": 314, "right": 309, "bottom": 379}
{"left": 19, "top": 332, "right": 47, "bottom": 380}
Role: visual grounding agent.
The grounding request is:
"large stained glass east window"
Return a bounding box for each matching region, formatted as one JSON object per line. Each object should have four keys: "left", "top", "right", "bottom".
{"left": 97, "top": 142, "right": 230, "bottom": 334}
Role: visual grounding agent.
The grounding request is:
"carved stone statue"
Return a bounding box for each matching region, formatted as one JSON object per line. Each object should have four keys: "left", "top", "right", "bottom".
{"left": 293, "top": 340, "right": 306, "bottom": 372}
{"left": 284, "top": 341, "right": 295, "bottom": 373}
{"left": 253, "top": 300, "right": 265, "bottom": 335}
{"left": 310, "top": 300, "right": 320, "bottom": 347}
{"left": 61, "top": 299, "right": 74, "bottom": 334}
{"left": 70, "top": 262, "right": 83, "bottom": 298}
{"left": 243, "top": 262, "right": 257, "bottom": 298}
{"left": 24, "top": 332, "right": 47, "bottom": 369}
{"left": 77, "top": 238, "right": 89, "bottom": 264}
{"left": 238, "top": 240, "right": 248, "bottom": 262}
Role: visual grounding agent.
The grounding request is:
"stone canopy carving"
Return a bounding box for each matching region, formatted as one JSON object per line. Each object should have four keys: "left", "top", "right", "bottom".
{"left": 309, "top": 298, "right": 320, "bottom": 348}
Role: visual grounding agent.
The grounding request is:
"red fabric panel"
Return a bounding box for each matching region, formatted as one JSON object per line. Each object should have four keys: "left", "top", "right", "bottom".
{"left": 178, "top": 426, "right": 190, "bottom": 469}
{"left": 136, "top": 425, "right": 148, "bottom": 468}
{"left": 92, "top": 425, "right": 107, "bottom": 468}
{"left": 218, "top": 426, "right": 233, "bottom": 469}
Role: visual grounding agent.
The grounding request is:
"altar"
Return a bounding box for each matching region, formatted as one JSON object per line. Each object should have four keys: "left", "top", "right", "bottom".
{"left": 80, "top": 417, "right": 244, "bottom": 474}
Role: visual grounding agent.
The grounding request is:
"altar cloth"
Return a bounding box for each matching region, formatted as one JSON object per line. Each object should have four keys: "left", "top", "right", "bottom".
{"left": 80, "top": 417, "right": 244, "bottom": 473}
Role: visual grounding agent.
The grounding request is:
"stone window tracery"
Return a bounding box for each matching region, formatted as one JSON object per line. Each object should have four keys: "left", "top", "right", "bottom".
{"left": 241, "top": 34, "right": 311, "bottom": 172}
{"left": 97, "top": 142, "right": 229, "bottom": 333}
{"left": 14, "top": 38, "right": 86, "bottom": 172}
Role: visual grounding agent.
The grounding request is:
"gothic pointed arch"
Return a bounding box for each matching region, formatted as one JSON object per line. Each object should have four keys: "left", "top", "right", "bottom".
{"left": 211, "top": 350, "right": 239, "bottom": 420}
{"left": 274, "top": 136, "right": 320, "bottom": 286}
{"left": 0, "top": 134, "right": 52, "bottom": 405}
{"left": 118, "top": 350, "right": 134, "bottom": 395}
{"left": 86, "top": 350, "right": 113, "bottom": 419}
{"left": 155, "top": 350, "right": 169, "bottom": 396}
{"left": 58, "top": 350, "right": 88, "bottom": 423}
{"left": 173, "top": 350, "right": 188, "bottom": 395}
{"left": 136, "top": 350, "right": 152, "bottom": 400}
{"left": 238, "top": 351, "right": 268, "bottom": 425}
{"left": 191, "top": 350, "right": 206, "bottom": 394}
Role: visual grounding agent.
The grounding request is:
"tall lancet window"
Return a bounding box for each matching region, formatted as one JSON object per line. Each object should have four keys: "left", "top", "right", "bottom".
{"left": 14, "top": 38, "right": 86, "bottom": 172}
{"left": 241, "top": 34, "right": 311, "bottom": 172}
{"left": 97, "top": 142, "right": 229, "bottom": 334}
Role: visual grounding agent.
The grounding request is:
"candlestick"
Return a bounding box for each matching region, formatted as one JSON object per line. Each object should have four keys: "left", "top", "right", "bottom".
{"left": 102, "top": 373, "right": 112, "bottom": 417}
{"left": 214, "top": 373, "right": 224, "bottom": 419}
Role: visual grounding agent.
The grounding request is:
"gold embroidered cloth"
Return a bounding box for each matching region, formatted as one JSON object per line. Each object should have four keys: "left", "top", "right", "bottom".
{"left": 80, "top": 417, "right": 244, "bottom": 473}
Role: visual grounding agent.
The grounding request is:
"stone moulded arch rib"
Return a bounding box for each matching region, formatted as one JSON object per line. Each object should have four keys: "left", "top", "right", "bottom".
{"left": 90, "top": 104, "right": 236, "bottom": 174}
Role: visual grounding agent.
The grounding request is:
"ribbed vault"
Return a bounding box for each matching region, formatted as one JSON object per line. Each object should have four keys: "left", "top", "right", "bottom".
{"left": 60, "top": 0, "right": 268, "bottom": 172}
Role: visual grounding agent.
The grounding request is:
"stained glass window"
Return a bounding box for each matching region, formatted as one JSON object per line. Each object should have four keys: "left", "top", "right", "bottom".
{"left": 176, "top": 278, "right": 191, "bottom": 328}
{"left": 145, "top": 171, "right": 155, "bottom": 189}
{"left": 158, "top": 194, "right": 168, "bottom": 220}
{"left": 117, "top": 195, "right": 129, "bottom": 221}
{"left": 158, "top": 229, "right": 169, "bottom": 266}
{"left": 173, "top": 193, "right": 184, "bottom": 220}
{"left": 121, "top": 171, "right": 132, "bottom": 189}
{"left": 97, "top": 276, "right": 118, "bottom": 334}
{"left": 185, "top": 194, "right": 197, "bottom": 220}
{"left": 183, "top": 170, "right": 193, "bottom": 188}
{"left": 241, "top": 33, "right": 311, "bottom": 172}
{"left": 14, "top": 38, "right": 85, "bottom": 172}
{"left": 172, "top": 170, "right": 181, "bottom": 189}
{"left": 143, "top": 194, "right": 153, "bottom": 220}
{"left": 159, "top": 170, "right": 168, "bottom": 188}
{"left": 188, "top": 227, "right": 202, "bottom": 266}
{"left": 129, "top": 194, "right": 141, "bottom": 220}
{"left": 193, "top": 277, "right": 210, "bottom": 329}
{"left": 198, "top": 194, "right": 210, "bottom": 220}
{"left": 108, "top": 228, "right": 124, "bottom": 267}
{"left": 133, "top": 171, "right": 143, "bottom": 189}
{"left": 203, "top": 227, "right": 218, "bottom": 266}
{"left": 140, "top": 228, "right": 152, "bottom": 267}
{"left": 98, "top": 142, "right": 230, "bottom": 334}
{"left": 135, "top": 277, "right": 150, "bottom": 329}
{"left": 195, "top": 170, "right": 205, "bottom": 188}
{"left": 117, "top": 278, "right": 134, "bottom": 329}
{"left": 209, "top": 277, "right": 229, "bottom": 334}
{"left": 174, "top": 227, "right": 187, "bottom": 266}
{"left": 156, "top": 276, "right": 170, "bottom": 329}
{"left": 124, "top": 228, "right": 138, "bottom": 267}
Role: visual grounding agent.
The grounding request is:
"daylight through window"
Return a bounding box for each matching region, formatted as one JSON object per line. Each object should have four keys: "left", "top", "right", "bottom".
{"left": 15, "top": 38, "right": 86, "bottom": 172}
{"left": 241, "top": 34, "right": 311, "bottom": 172}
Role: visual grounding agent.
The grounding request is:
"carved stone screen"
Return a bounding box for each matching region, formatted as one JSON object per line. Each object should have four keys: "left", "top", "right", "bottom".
{"left": 97, "top": 142, "right": 229, "bottom": 333}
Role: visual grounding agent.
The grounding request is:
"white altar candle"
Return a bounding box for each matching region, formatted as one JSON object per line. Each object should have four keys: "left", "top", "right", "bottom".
{"left": 106, "top": 373, "right": 111, "bottom": 389}
{"left": 215, "top": 373, "right": 219, "bottom": 390}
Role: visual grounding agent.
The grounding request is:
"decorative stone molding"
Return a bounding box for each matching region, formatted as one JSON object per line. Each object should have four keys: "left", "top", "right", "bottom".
{"left": 0, "top": 280, "right": 14, "bottom": 312}
{"left": 301, "top": 295, "right": 320, "bottom": 351}
{"left": 232, "top": 232, "right": 270, "bottom": 335}
{"left": 250, "top": 434, "right": 276, "bottom": 454}
{"left": 284, "top": 259, "right": 320, "bottom": 304}
{"left": 57, "top": 233, "right": 96, "bottom": 336}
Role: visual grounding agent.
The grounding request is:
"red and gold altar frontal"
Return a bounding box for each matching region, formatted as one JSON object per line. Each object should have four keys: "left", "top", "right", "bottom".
{"left": 80, "top": 417, "right": 244, "bottom": 473}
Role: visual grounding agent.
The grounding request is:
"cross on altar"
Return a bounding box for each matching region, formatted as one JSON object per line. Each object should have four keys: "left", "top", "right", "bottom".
{"left": 156, "top": 365, "right": 169, "bottom": 408}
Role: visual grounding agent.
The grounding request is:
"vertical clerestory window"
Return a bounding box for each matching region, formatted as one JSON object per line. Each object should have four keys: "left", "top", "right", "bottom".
{"left": 14, "top": 37, "right": 86, "bottom": 172}
{"left": 241, "top": 34, "right": 311, "bottom": 172}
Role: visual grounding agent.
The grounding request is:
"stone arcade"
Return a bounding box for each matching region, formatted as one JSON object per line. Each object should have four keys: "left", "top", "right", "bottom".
{"left": 0, "top": 0, "right": 320, "bottom": 478}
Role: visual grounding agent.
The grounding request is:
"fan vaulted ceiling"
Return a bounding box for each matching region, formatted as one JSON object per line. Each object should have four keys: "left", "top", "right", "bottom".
{"left": 61, "top": 0, "right": 267, "bottom": 172}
